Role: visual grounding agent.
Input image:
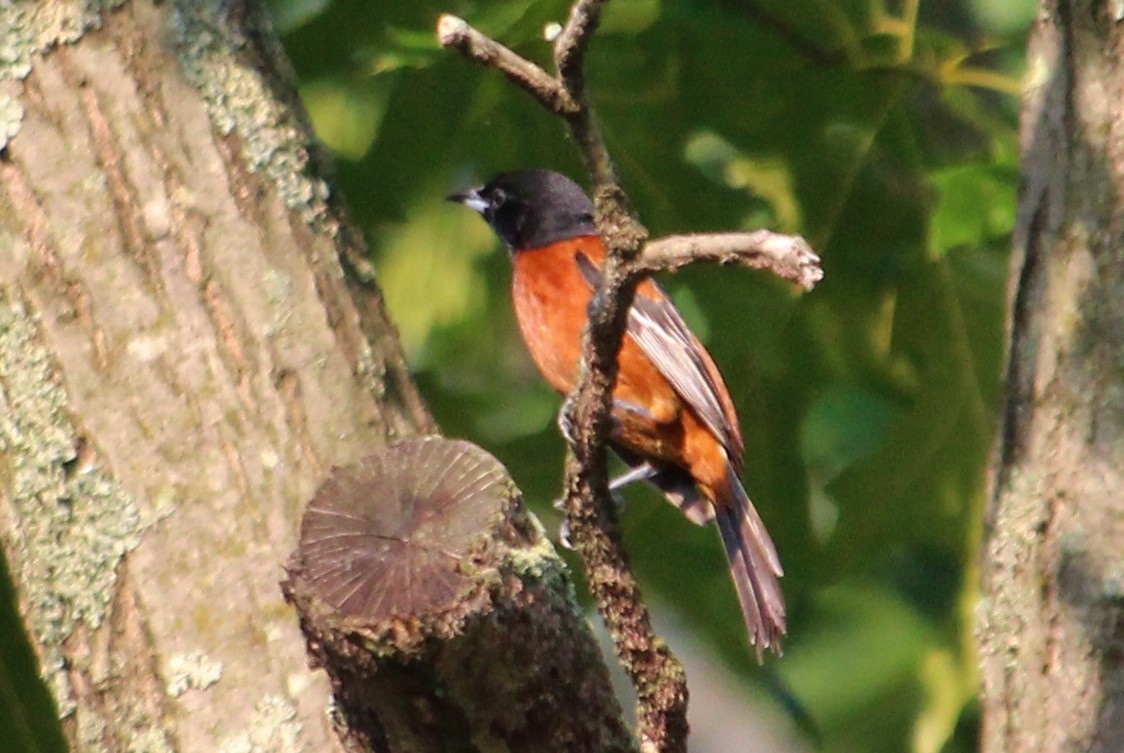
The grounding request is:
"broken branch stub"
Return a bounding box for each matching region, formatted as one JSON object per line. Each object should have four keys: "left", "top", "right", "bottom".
{"left": 282, "top": 436, "right": 633, "bottom": 753}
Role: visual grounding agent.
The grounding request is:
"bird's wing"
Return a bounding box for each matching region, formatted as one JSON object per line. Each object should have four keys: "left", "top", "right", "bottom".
{"left": 574, "top": 251, "right": 744, "bottom": 462}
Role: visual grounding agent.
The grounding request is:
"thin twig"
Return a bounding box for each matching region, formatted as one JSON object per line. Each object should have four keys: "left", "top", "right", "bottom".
{"left": 638, "top": 231, "right": 823, "bottom": 291}
{"left": 554, "top": 0, "right": 607, "bottom": 106}
{"left": 436, "top": 15, "right": 577, "bottom": 116}
{"left": 554, "top": 2, "right": 623, "bottom": 201}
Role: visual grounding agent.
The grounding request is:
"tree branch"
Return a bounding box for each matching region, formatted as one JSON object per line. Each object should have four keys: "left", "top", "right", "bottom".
{"left": 436, "top": 15, "right": 577, "bottom": 116}
{"left": 554, "top": 0, "right": 605, "bottom": 99}
{"left": 638, "top": 232, "right": 823, "bottom": 291}
{"left": 438, "top": 6, "right": 823, "bottom": 752}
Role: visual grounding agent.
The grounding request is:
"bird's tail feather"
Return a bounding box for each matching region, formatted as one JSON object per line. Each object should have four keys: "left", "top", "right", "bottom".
{"left": 715, "top": 469, "right": 786, "bottom": 661}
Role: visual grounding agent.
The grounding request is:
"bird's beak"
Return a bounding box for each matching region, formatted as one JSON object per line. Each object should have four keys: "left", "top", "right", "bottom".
{"left": 446, "top": 187, "right": 489, "bottom": 214}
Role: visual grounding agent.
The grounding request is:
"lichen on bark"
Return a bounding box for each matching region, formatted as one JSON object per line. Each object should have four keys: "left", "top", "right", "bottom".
{"left": 167, "top": 0, "right": 334, "bottom": 234}
{"left": 0, "top": 288, "right": 141, "bottom": 715}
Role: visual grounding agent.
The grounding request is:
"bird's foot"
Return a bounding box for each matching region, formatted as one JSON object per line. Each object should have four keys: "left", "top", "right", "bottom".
{"left": 552, "top": 464, "right": 653, "bottom": 547}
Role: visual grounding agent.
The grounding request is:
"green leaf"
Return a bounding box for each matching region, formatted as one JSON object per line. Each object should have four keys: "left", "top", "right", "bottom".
{"left": 268, "top": 0, "right": 330, "bottom": 33}
{"left": 930, "top": 162, "right": 1017, "bottom": 257}
{"left": 299, "top": 79, "right": 387, "bottom": 160}
{"left": 780, "top": 580, "right": 933, "bottom": 728}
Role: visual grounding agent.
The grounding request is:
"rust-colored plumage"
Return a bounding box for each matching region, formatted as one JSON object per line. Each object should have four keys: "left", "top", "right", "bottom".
{"left": 450, "top": 170, "right": 786, "bottom": 657}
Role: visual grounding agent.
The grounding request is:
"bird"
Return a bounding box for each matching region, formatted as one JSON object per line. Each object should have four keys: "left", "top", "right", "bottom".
{"left": 449, "top": 169, "right": 786, "bottom": 658}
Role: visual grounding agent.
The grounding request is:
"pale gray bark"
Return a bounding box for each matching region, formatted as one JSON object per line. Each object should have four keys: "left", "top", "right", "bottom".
{"left": 979, "top": 2, "right": 1124, "bottom": 751}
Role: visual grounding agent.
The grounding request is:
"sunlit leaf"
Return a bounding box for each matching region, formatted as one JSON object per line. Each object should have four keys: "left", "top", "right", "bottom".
{"left": 367, "top": 26, "right": 444, "bottom": 75}
{"left": 912, "top": 648, "right": 974, "bottom": 753}
{"left": 801, "top": 386, "right": 899, "bottom": 539}
{"left": 684, "top": 131, "right": 802, "bottom": 232}
{"left": 969, "top": 0, "right": 1038, "bottom": 34}
{"left": 780, "top": 580, "right": 934, "bottom": 727}
{"left": 299, "top": 79, "right": 387, "bottom": 160}
{"left": 599, "top": 0, "right": 662, "bottom": 35}
{"left": 375, "top": 191, "right": 495, "bottom": 361}
{"left": 269, "top": 0, "right": 330, "bottom": 33}
{"left": 930, "top": 162, "right": 1017, "bottom": 257}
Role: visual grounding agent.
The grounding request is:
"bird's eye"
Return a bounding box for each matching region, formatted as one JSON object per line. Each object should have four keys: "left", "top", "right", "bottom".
{"left": 489, "top": 188, "right": 507, "bottom": 208}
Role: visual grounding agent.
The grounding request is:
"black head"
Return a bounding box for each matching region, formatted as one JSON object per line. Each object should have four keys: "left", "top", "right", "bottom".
{"left": 448, "top": 170, "right": 596, "bottom": 252}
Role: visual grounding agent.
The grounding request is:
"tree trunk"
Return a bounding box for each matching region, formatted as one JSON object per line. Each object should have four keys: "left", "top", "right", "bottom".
{"left": 0, "top": 1, "right": 433, "bottom": 751}
{"left": 979, "top": 2, "right": 1124, "bottom": 751}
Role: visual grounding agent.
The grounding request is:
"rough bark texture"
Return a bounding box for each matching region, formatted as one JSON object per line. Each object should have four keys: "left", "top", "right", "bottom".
{"left": 979, "top": 2, "right": 1124, "bottom": 751}
{"left": 282, "top": 437, "right": 633, "bottom": 753}
{"left": 0, "top": 1, "right": 433, "bottom": 751}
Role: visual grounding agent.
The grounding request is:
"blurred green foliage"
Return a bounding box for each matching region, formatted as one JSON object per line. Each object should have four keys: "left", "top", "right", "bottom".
{"left": 270, "top": 0, "right": 1029, "bottom": 751}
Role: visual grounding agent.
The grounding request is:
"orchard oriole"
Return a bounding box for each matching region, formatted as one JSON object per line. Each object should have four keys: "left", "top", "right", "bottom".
{"left": 450, "top": 169, "right": 786, "bottom": 657}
